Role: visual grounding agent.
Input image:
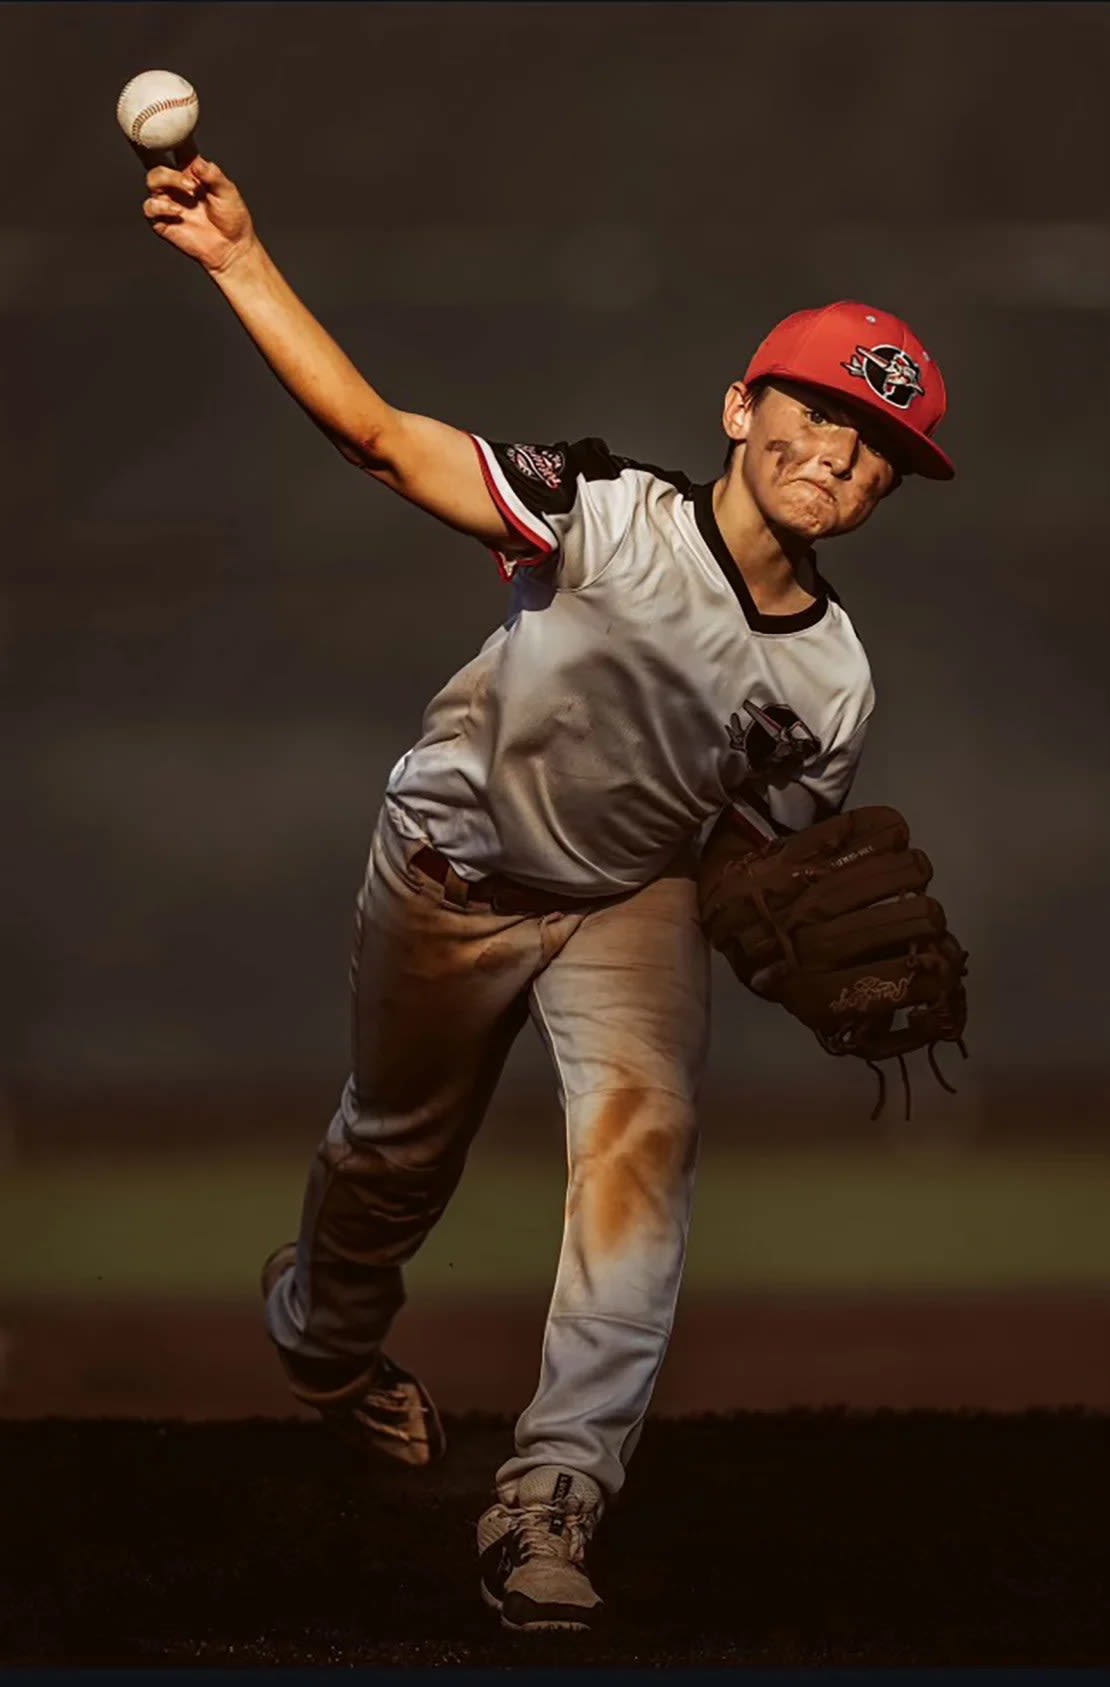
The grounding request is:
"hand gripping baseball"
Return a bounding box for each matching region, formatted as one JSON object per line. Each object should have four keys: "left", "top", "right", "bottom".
{"left": 143, "top": 157, "right": 255, "bottom": 275}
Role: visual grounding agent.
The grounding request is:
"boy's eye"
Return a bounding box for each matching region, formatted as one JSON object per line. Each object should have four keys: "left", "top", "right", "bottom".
{"left": 806, "top": 406, "right": 830, "bottom": 425}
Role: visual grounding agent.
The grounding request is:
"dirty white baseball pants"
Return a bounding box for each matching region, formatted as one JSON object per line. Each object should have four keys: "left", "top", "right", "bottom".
{"left": 264, "top": 803, "right": 710, "bottom": 1498}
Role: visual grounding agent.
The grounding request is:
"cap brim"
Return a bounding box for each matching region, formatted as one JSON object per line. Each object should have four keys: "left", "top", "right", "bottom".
{"left": 895, "top": 426, "right": 955, "bottom": 482}
{"left": 813, "top": 381, "right": 955, "bottom": 481}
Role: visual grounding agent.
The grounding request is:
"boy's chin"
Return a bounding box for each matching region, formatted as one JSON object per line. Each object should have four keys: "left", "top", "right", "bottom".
{"left": 767, "top": 505, "right": 837, "bottom": 542}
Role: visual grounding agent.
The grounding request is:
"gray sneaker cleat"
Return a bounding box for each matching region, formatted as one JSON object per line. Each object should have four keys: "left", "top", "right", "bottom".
{"left": 477, "top": 1465, "right": 604, "bottom": 1632}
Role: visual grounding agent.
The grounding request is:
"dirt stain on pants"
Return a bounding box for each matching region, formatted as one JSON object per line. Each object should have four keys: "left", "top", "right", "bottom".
{"left": 265, "top": 805, "right": 710, "bottom": 1496}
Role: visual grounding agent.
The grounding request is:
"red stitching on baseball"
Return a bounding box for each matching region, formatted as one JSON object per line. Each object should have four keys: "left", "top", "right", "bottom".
{"left": 121, "top": 93, "right": 197, "bottom": 146}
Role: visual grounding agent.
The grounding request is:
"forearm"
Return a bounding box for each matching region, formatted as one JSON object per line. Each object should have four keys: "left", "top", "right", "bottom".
{"left": 142, "top": 157, "right": 509, "bottom": 537}
{"left": 209, "top": 239, "right": 390, "bottom": 462}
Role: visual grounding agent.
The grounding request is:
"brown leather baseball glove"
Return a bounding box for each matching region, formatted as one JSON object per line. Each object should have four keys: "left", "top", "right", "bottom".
{"left": 698, "top": 805, "right": 968, "bottom": 1119}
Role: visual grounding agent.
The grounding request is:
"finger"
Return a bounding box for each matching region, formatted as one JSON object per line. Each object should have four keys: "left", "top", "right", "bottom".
{"left": 192, "top": 156, "right": 229, "bottom": 190}
{"left": 143, "top": 195, "right": 184, "bottom": 222}
{"left": 129, "top": 138, "right": 194, "bottom": 175}
{"left": 145, "top": 166, "right": 198, "bottom": 197}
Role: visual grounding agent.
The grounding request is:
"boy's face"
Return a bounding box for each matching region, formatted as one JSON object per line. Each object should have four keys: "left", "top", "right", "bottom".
{"left": 725, "top": 378, "right": 903, "bottom": 540}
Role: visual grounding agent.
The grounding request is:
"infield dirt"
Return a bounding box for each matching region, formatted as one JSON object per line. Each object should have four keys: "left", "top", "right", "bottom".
{"left": 4, "top": 1409, "right": 1107, "bottom": 1667}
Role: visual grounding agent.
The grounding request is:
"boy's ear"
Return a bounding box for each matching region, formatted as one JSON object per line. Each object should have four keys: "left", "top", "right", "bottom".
{"left": 722, "top": 379, "right": 759, "bottom": 449}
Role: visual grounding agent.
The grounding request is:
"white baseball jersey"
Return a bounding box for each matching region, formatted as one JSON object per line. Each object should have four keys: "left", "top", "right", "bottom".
{"left": 385, "top": 436, "right": 875, "bottom": 896}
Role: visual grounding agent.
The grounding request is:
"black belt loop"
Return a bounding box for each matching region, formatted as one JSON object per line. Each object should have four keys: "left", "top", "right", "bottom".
{"left": 410, "top": 841, "right": 609, "bottom": 917}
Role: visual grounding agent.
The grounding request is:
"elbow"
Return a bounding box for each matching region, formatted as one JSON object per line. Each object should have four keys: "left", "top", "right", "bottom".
{"left": 332, "top": 435, "right": 364, "bottom": 468}
{"left": 342, "top": 411, "right": 400, "bottom": 475}
{"left": 331, "top": 429, "right": 386, "bottom": 472}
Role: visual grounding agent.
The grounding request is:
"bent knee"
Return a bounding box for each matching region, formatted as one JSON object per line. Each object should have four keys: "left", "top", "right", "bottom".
{"left": 567, "top": 1086, "right": 698, "bottom": 1258}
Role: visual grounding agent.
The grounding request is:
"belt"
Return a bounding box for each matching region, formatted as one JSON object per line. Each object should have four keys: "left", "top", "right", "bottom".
{"left": 410, "top": 845, "right": 601, "bottom": 917}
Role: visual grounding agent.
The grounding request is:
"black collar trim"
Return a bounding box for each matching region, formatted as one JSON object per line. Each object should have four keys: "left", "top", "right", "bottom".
{"left": 691, "top": 482, "right": 833, "bottom": 633}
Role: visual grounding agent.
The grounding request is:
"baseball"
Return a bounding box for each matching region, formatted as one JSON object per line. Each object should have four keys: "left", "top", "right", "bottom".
{"left": 116, "top": 69, "right": 199, "bottom": 151}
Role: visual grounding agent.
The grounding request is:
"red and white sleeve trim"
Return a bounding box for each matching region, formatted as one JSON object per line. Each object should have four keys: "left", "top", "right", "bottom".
{"left": 469, "top": 435, "right": 559, "bottom": 581}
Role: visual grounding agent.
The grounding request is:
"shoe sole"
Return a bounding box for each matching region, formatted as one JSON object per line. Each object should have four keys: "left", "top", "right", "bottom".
{"left": 326, "top": 1405, "right": 445, "bottom": 1469}
{"left": 480, "top": 1580, "right": 593, "bottom": 1634}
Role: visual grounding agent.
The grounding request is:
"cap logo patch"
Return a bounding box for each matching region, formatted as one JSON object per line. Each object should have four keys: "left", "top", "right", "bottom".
{"left": 506, "top": 444, "right": 566, "bottom": 488}
{"left": 842, "top": 343, "right": 925, "bottom": 410}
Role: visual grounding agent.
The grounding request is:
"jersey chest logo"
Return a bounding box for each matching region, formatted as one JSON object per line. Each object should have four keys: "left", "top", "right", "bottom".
{"left": 727, "top": 699, "right": 821, "bottom": 784}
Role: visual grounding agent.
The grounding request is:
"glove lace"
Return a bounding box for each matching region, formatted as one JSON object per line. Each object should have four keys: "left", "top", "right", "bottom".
{"left": 867, "top": 1038, "right": 970, "bottom": 1123}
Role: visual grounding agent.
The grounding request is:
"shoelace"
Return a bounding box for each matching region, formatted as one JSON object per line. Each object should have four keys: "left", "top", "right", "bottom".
{"left": 362, "top": 1383, "right": 411, "bottom": 1412}
{"left": 497, "top": 1500, "right": 591, "bottom": 1563}
{"left": 359, "top": 1355, "right": 413, "bottom": 1409}
{"left": 352, "top": 1362, "right": 424, "bottom": 1438}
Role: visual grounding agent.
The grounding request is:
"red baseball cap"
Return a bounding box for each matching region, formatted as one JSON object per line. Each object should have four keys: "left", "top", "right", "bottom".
{"left": 743, "top": 300, "right": 954, "bottom": 480}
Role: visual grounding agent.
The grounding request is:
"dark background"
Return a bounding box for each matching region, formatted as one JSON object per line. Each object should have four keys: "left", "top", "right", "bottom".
{"left": 2, "top": 16, "right": 1107, "bottom": 1653}
{"left": 4, "top": 1, "right": 1109, "bottom": 1143}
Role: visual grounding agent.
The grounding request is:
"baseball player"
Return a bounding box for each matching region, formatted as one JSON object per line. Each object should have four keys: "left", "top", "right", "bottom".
{"left": 139, "top": 154, "right": 955, "bottom": 1634}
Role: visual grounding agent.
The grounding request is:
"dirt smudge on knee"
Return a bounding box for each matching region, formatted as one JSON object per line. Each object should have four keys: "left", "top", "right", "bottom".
{"left": 577, "top": 1088, "right": 692, "bottom": 1256}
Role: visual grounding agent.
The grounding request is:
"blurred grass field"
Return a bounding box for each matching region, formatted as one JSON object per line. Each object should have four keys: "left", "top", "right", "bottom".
{"left": 3, "top": 1145, "right": 1109, "bottom": 1298}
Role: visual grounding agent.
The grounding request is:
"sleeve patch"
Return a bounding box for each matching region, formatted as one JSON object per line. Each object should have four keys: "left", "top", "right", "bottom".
{"left": 504, "top": 444, "right": 567, "bottom": 489}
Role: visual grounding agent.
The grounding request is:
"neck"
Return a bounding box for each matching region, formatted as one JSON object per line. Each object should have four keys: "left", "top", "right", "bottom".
{"left": 712, "top": 471, "right": 819, "bottom": 613}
